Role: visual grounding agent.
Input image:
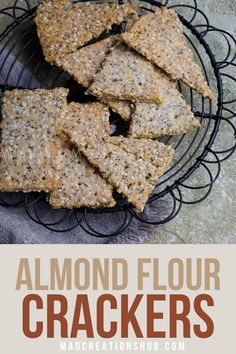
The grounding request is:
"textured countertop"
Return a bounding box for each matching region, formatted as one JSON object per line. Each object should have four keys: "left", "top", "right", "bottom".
{"left": 0, "top": 0, "right": 235, "bottom": 244}
{"left": 145, "top": 0, "right": 236, "bottom": 244}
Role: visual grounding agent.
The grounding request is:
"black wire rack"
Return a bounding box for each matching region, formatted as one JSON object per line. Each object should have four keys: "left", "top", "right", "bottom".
{"left": 0, "top": 0, "right": 235, "bottom": 237}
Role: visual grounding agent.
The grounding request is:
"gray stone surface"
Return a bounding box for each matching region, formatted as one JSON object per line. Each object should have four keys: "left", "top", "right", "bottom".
{"left": 0, "top": 0, "right": 235, "bottom": 244}
{"left": 145, "top": 0, "right": 236, "bottom": 244}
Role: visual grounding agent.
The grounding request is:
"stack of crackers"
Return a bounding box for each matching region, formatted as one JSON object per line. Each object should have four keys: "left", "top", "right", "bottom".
{"left": 0, "top": 1, "right": 213, "bottom": 213}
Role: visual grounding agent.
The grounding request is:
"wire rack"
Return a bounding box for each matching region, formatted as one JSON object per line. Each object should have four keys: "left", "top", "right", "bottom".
{"left": 0, "top": 0, "right": 235, "bottom": 237}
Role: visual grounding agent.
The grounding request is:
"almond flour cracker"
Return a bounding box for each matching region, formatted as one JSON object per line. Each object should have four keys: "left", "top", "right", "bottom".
{"left": 49, "top": 140, "right": 115, "bottom": 209}
{"left": 122, "top": 6, "right": 213, "bottom": 99}
{"left": 0, "top": 88, "right": 68, "bottom": 192}
{"left": 88, "top": 44, "right": 163, "bottom": 104}
{"left": 60, "top": 36, "right": 119, "bottom": 88}
{"left": 69, "top": 138, "right": 160, "bottom": 212}
{"left": 61, "top": 133, "right": 173, "bottom": 212}
{"left": 50, "top": 102, "right": 115, "bottom": 209}
{"left": 129, "top": 97, "right": 200, "bottom": 139}
{"left": 128, "top": 65, "right": 200, "bottom": 138}
{"left": 60, "top": 36, "right": 132, "bottom": 121}
{"left": 101, "top": 98, "right": 132, "bottom": 121}
{"left": 111, "top": 137, "right": 175, "bottom": 176}
{"left": 57, "top": 102, "right": 110, "bottom": 148}
{"left": 35, "top": 0, "right": 139, "bottom": 65}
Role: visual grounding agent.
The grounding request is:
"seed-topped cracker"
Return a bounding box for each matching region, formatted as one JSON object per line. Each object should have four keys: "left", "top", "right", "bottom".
{"left": 122, "top": 6, "right": 213, "bottom": 99}
{"left": 0, "top": 88, "right": 68, "bottom": 136}
{"left": 60, "top": 36, "right": 119, "bottom": 88}
{"left": 0, "top": 88, "right": 68, "bottom": 192}
{"left": 35, "top": 0, "right": 139, "bottom": 64}
{"left": 49, "top": 139, "right": 115, "bottom": 209}
{"left": 57, "top": 101, "right": 110, "bottom": 148}
{"left": 127, "top": 65, "right": 200, "bottom": 138}
{"left": 58, "top": 103, "right": 163, "bottom": 211}
{"left": 129, "top": 96, "right": 200, "bottom": 139}
{"left": 88, "top": 43, "right": 163, "bottom": 104}
{"left": 64, "top": 136, "right": 162, "bottom": 212}
{"left": 60, "top": 36, "right": 132, "bottom": 121}
{"left": 111, "top": 137, "right": 174, "bottom": 176}
{"left": 102, "top": 98, "right": 132, "bottom": 121}
{"left": 50, "top": 102, "right": 115, "bottom": 209}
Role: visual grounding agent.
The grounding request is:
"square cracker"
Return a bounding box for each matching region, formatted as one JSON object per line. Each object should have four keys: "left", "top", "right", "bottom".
{"left": 50, "top": 102, "right": 115, "bottom": 209}
{"left": 88, "top": 43, "right": 163, "bottom": 104}
{"left": 1, "top": 88, "right": 68, "bottom": 137}
{"left": 60, "top": 36, "right": 132, "bottom": 121}
{"left": 63, "top": 136, "right": 162, "bottom": 212}
{"left": 0, "top": 138, "right": 56, "bottom": 193}
{"left": 0, "top": 88, "right": 68, "bottom": 192}
{"left": 35, "top": 0, "right": 139, "bottom": 64}
{"left": 122, "top": 7, "right": 213, "bottom": 99}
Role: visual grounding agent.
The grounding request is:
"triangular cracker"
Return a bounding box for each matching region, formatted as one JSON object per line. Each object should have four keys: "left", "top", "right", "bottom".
{"left": 122, "top": 7, "right": 213, "bottom": 99}
{"left": 35, "top": 0, "right": 139, "bottom": 64}
{"left": 60, "top": 36, "right": 132, "bottom": 121}
{"left": 128, "top": 65, "right": 200, "bottom": 138}
{"left": 61, "top": 124, "right": 173, "bottom": 211}
{"left": 57, "top": 102, "right": 110, "bottom": 148}
{"left": 60, "top": 36, "right": 119, "bottom": 88}
{"left": 68, "top": 138, "right": 160, "bottom": 212}
{"left": 88, "top": 43, "right": 163, "bottom": 104}
{"left": 129, "top": 96, "right": 200, "bottom": 139}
